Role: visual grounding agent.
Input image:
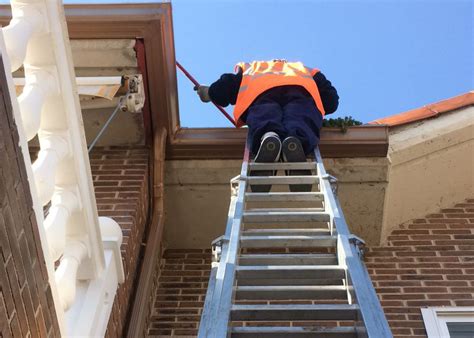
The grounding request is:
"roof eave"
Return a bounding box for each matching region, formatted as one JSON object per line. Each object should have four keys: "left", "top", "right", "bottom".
{"left": 168, "top": 125, "right": 389, "bottom": 159}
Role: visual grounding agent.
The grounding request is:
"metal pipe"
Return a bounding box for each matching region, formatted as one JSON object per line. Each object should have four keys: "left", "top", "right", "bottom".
{"left": 87, "top": 95, "right": 126, "bottom": 153}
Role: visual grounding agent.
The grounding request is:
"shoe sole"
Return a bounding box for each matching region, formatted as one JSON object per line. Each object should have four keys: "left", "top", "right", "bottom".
{"left": 250, "top": 136, "right": 281, "bottom": 193}
{"left": 282, "top": 137, "right": 312, "bottom": 192}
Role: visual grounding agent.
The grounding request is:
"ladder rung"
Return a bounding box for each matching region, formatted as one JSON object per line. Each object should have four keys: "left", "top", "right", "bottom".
{"left": 248, "top": 162, "right": 317, "bottom": 170}
{"left": 242, "top": 228, "right": 330, "bottom": 236}
{"left": 235, "top": 285, "right": 347, "bottom": 300}
{"left": 246, "top": 175, "right": 319, "bottom": 185}
{"left": 245, "top": 191, "right": 324, "bottom": 202}
{"left": 237, "top": 278, "right": 344, "bottom": 286}
{"left": 245, "top": 207, "right": 325, "bottom": 213}
{"left": 236, "top": 265, "right": 345, "bottom": 280}
{"left": 230, "top": 304, "right": 359, "bottom": 321}
{"left": 240, "top": 235, "right": 337, "bottom": 248}
{"left": 231, "top": 326, "right": 357, "bottom": 338}
{"left": 243, "top": 211, "right": 330, "bottom": 223}
{"left": 238, "top": 253, "right": 337, "bottom": 266}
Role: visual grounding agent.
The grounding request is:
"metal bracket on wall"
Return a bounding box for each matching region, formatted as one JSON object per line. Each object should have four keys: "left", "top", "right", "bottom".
{"left": 322, "top": 173, "right": 339, "bottom": 195}
{"left": 211, "top": 235, "right": 229, "bottom": 265}
{"left": 349, "top": 234, "right": 367, "bottom": 260}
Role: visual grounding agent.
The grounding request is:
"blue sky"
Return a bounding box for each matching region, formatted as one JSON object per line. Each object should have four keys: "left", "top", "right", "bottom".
{"left": 173, "top": 0, "right": 472, "bottom": 127}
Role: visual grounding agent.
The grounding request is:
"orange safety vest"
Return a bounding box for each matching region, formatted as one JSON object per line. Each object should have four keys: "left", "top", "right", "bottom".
{"left": 232, "top": 60, "right": 326, "bottom": 127}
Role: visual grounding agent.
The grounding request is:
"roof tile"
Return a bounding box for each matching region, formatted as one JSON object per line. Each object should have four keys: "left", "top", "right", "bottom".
{"left": 369, "top": 91, "right": 474, "bottom": 127}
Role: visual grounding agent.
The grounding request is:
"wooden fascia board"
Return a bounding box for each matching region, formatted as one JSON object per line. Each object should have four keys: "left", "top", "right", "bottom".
{"left": 168, "top": 126, "right": 389, "bottom": 159}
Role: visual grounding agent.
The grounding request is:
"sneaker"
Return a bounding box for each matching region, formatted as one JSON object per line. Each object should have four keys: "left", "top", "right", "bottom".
{"left": 250, "top": 132, "right": 281, "bottom": 193}
{"left": 281, "top": 136, "right": 312, "bottom": 192}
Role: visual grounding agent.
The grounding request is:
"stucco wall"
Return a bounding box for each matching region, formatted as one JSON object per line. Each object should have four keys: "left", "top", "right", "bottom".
{"left": 380, "top": 107, "right": 474, "bottom": 242}
{"left": 163, "top": 157, "right": 389, "bottom": 248}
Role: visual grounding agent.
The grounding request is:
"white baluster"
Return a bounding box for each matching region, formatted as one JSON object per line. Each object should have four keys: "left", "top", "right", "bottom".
{"left": 3, "top": 2, "right": 46, "bottom": 72}
{"left": 32, "top": 132, "right": 70, "bottom": 205}
{"left": 19, "top": 68, "right": 59, "bottom": 140}
{"left": 44, "top": 187, "right": 80, "bottom": 261}
{"left": 55, "top": 239, "right": 88, "bottom": 311}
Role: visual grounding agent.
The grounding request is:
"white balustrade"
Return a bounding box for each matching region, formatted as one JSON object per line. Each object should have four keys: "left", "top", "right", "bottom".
{"left": 32, "top": 131, "right": 70, "bottom": 205}
{"left": 56, "top": 239, "right": 88, "bottom": 310}
{"left": 18, "top": 68, "right": 59, "bottom": 140}
{"left": 1, "top": 0, "right": 125, "bottom": 336}
{"left": 44, "top": 187, "right": 80, "bottom": 261}
{"left": 3, "top": 1, "right": 46, "bottom": 72}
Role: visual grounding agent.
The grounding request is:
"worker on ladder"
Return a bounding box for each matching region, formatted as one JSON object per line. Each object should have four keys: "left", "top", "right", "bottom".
{"left": 195, "top": 59, "right": 339, "bottom": 192}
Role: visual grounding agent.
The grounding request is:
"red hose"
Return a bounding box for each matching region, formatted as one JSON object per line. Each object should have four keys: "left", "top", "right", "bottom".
{"left": 176, "top": 61, "right": 237, "bottom": 127}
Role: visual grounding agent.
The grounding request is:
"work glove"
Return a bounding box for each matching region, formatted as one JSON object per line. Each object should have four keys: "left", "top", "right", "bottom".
{"left": 194, "top": 85, "right": 211, "bottom": 103}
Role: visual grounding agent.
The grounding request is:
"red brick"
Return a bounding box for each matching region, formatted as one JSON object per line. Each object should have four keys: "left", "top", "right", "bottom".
{"left": 428, "top": 218, "right": 468, "bottom": 223}
{"left": 414, "top": 245, "right": 455, "bottom": 251}
{"left": 424, "top": 281, "right": 468, "bottom": 287}
{"left": 419, "top": 268, "right": 463, "bottom": 275}
{"left": 382, "top": 294, "right": 426, "bottom": 300}
{"left": 404, "top": 287, "right": 448, "bottom": 293}
{"left": 369, "top": 200, "right": 474, "bottom": 337}
{"left": 406, "top": 300, "right": 452, "bottom": 306}
{"left": 426, "top": 213, "right": 444, "bottom": 218}
{"left": 377, "top": 281, "right": 422, "bottom": 287}
{"left": 398, "top": 263, "right": 441, "bottom": 269}
{"left": 391, "top": 230, "right": 430, "bottom": 235}
{"left": 391, "top": 328, "right": 412, "bottom": 335}
{"left": 448, "top": 224, "right": 474, "bottom": 229}
{"left": 427, "top": 293, "right": 472, "bottom": 300}
{"left": 409, "top": 223, "right": 447, "bottom": 229}
{"left": 392, "top": 240, "right": 433, "bottom": 246}
{"left": 390, "top": 320, "right": 425, "bottom": 328}
{"left": 445, "top": 213, "right": 474, "bottom": 218}
{"left": 441, "top": 208, "right": 465, "bottom": 213}
{"left": 432, "top": 229, "right": 472, "bottom": 234}
{"left": 411, "top": 235, "right": 451, "bottom": 240}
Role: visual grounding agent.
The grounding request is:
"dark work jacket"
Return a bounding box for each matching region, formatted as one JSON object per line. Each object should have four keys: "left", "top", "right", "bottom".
{"left": 208, "top": 68, "right": 339, "bottom": 115}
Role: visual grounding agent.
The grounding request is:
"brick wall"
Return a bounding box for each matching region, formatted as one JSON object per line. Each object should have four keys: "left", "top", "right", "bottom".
{"left": 148, "top": 199, "right": 474, "bottom": 338}
{"left": 366, "top": 198, "right": 474, "bottom": 338}
{"left": 147, "top": 247, "right": 344, "bottom": 337}
{"left": 0, "top": 63, "right": 60, "bottom": 337}
{"left": 89, "top": 146, "right": 150, "bottom": 337}
{"left": 147, "top": 249, "right": 211, "bottom": 336}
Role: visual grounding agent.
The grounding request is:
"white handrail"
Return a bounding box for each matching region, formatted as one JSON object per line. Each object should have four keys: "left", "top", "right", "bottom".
{"left": 1, "top": 0, "right": 125, "bottom": 335}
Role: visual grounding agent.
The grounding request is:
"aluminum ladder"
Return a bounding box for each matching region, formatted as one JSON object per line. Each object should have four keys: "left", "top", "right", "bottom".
{"left": 198, "top": 142, "right": 393, "bottom": 338}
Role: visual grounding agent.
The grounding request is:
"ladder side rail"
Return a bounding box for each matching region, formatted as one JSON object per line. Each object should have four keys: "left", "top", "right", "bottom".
{"left": 198, "top": 265, "right": 218, "bottom": 337}
{"left": 315, "top": 148, "right": 393, "bottom": 338}
{"left": 314, "top": 151, "right": 335, "bottom": 236}
{"left": 201, "top": 143, "right": 251, "bottom": 338}
{"left": 198, "top": 177, "right": 239, "bottom": 337}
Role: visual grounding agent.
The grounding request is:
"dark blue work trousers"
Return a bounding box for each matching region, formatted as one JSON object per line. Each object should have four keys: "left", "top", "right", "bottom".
{"left": 241, "top": 86, "right": 323, "bottom": 155}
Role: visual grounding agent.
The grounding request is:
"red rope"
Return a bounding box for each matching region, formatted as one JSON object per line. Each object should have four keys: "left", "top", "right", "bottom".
{"left": 176, "top": 61, "right": 237, "bottom": 127}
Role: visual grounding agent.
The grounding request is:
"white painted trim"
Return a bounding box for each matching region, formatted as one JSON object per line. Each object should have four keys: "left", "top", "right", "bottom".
{"left": 421, "top": 307, "right": 474, "bottom": 338}
{"left": 14, "top": 76, "right": 122, "bottom": 86}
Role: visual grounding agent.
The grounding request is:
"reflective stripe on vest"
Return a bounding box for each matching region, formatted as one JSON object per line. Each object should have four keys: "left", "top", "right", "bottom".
{"left": 232, "top": 60, "right": 326, "bottom": 127}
